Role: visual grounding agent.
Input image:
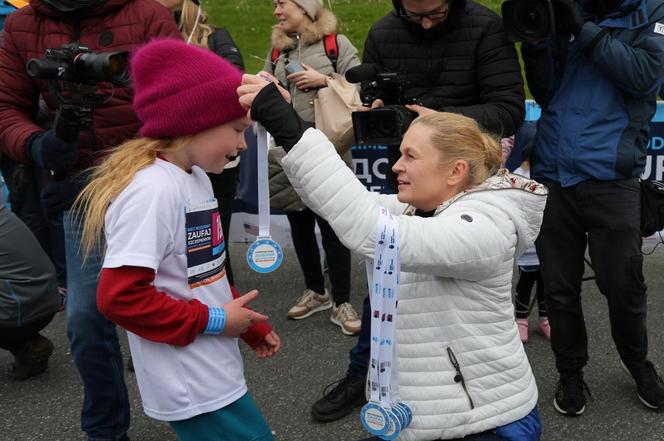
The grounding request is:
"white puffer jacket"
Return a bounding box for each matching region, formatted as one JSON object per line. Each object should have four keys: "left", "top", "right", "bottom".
{"left": 275, "top": 129, "right": 547, "bottom": 441}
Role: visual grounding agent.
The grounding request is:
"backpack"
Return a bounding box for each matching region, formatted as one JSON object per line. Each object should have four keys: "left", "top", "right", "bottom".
{"left": 270, "top": 33, "right": 339, "bottom": 73}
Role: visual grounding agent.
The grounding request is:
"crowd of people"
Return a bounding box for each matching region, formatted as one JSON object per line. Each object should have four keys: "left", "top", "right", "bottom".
{"left": 0, "top": 0, "right": 663, "bottom": 440}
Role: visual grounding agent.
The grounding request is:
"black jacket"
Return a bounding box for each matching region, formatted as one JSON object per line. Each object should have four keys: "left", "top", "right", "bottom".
{"left": 208, "top": 28, "right": 244, "bottom": 71}
{"left": 363, "top": 0, "right": 524, "bottom": 137}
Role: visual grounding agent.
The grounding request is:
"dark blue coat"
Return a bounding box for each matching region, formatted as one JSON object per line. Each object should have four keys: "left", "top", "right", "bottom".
{"left": 523, "top": 0, "right": 664, "bottom": 186}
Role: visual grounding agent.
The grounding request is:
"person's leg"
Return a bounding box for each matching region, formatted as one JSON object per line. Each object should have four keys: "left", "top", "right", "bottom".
{"left": 0, "top": 314, "right": 55, "bottom": 380}
{"left": 536, "top": 181, "right": 590, "bottom": 416}
{"left": 286, "top": 210, "right": 326, "bottom": 295}
{"left": 169, "top": 393, "right": 273, "bottom": 441}
{"left": 349, "top": 294, "right": 372, "bottom": 376}
{"left": 64, "top": 211, "right": 130, "bottom": 441}
{"left": 315, "top": 214, "right": 351, "bottom": 305}
{"left": 536, "top": 181, "right": 588, "bottom": 374}
{"left": 515, "top": 269, "right": 538, "bottom": 320}
{"left": 534, "top": 270, "right": 550, "bottom": 340}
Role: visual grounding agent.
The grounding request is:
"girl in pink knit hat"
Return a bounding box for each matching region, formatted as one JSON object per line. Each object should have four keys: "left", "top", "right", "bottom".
{"left": 74, "top": 38, "right": 279, "bottom": 441}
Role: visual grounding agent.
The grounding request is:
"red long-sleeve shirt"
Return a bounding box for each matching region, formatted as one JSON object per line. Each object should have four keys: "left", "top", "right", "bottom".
{"left": 97, "top": 266, "right": 271, "bottom": 348}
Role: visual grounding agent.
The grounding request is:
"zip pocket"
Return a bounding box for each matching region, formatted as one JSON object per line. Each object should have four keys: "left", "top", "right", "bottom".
{"left": 447, "top": 347, "right": 475, "bottom": 410}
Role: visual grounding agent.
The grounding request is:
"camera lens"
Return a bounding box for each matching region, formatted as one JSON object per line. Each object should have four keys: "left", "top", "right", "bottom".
{"left": 513, "top": 0, "right": 551, "bottom": 38}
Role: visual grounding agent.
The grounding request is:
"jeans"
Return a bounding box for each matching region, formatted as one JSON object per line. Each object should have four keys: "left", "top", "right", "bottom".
{"left": 535, "top": 179, "right": 648, "bottom": 374}
{"left": 286, "top": 210, "right": 351, "bottom": 305}
{"left": 64, "top": 211, "right": 130, "bottom": 441}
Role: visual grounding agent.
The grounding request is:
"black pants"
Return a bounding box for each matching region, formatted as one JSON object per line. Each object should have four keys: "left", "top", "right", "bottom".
{"left": 536, "top": 178, "right": 647, "bottom": 374}
{"left": 515, "top": 269, "right": 546, "bottom": 319}
{"left": 0, "top": 314, "right": 55, "bottom": 355}
{"left": 208, "top": 166, "right": 239, "bottom": 286}
{"left": 286, "top": 210, "right": 351, "bottom": 305}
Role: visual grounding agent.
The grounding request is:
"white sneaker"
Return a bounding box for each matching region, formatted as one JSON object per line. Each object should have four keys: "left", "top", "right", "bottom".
{"left": 287, "top": 289, "right": 332, "bottom": 319}
{"left": 330, "top": 302, "right": 361, "bottom": 335}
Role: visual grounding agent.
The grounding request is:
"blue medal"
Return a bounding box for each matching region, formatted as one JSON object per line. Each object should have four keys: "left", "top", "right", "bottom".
{"left": 360, "top": 402, "right": 390, "bottom": 436}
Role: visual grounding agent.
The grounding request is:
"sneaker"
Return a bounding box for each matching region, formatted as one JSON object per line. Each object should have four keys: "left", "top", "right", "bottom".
{"left": 11, "top": 334, "right": 54, "bottom": 381}
{"left": 516, "top": 318, "right": 529, "bottom": 343}
{"left": 537, "top": 318, "right": 551, "bottom": 340}
{"left": 287, "top": 289, "right": 332, "bottom": 320}
{"left": 621, "top": 360, "right": 664, "bottom": 409}
{"left": 311, "top": 369, "right": 367, "bottom": 422}
{"left": 553, "top": 372, "right": 591, "bottom": 416}
{"left": 330, "top": 302, "right": 361, "bottom": 335}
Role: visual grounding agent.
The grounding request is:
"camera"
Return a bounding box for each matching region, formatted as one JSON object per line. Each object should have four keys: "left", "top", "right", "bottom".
{"left": 501, "top": 0, "right": 575, "bottom": 42}
{"left": 26, "top": 42, "right": 129, "bottom": 143}
{"left": 345, "top": 64, "right": 418, "bottom": 146}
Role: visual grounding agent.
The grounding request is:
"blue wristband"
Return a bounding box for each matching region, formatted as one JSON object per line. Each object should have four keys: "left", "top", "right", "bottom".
{"left": 204, "top": 307, "right": 226, "bottom": 335}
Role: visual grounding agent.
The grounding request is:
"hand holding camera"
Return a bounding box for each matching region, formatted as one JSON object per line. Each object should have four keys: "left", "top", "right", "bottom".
{"left": 553, "top": 0, "right": 584, "bottom": 35}
{"left": 28, "top": 129, "right": 79, "bottom": 171}
{"left": 286, "top": 61, "right": 328, "bottom": 91}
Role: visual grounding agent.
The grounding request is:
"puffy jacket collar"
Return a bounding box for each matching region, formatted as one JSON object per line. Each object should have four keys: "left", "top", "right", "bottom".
{"left": 391, "top": 0, "right": 468, "bottom": 37}
{"left": 406, "top": 169, "right": 548, "bottom": 257}
{"left": 31, "top": 0, "right": 129, "bottom": 18}
{"left": 270, "top": 8, "right": 337, "bottom": 51}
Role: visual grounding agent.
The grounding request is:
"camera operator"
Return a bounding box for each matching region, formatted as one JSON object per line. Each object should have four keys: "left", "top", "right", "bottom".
{"left": 311, "top": 0, "right": 525, "bottom": 424}
{"left": 521, "top": 0, "right": 664, "bottom": 416}
{"left": 0, "top": 1, "right": 180, "bottom": 440}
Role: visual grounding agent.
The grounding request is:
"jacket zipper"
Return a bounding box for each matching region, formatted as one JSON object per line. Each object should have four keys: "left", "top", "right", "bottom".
{"left": 447, "top": 347, "right": 475, "bottom": 410}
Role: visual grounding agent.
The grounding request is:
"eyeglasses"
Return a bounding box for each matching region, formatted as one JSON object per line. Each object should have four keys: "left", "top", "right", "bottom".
{"left": 399, "top": 4, "right": 450, "bottom": 23}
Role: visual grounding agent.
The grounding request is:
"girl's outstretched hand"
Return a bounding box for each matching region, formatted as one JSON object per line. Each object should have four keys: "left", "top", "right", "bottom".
{"left": 222, "top": 290, "right": 269, "bottom": 337}
{"left": 253, "top": 330, "right": 282, "bottom": 359}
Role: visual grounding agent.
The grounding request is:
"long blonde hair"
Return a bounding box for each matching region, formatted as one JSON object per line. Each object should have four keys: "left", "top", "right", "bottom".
{"left": 410, "top": 112, "right": 502, "bottom": 186}
{"left": 179, "top": 0, "right": 213, "bottom": 47}
{"left": 73, "top": 136, "right": 192, "bottom": 259}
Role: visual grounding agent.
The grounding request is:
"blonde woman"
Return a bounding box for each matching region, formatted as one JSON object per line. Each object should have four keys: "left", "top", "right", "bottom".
{"left": 158, "top": 0, "right": 244, "bottom": 286}
{"left": 240, "top": 79, "right": 546, "bottom": 441}
{"left": 266, "top": 0, "right": 362, "bottom": 335}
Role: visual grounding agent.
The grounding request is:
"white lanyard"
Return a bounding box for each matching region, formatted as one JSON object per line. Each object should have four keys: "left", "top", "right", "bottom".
{"left": 246, "top": 125, "right": 282, "bottom": 273}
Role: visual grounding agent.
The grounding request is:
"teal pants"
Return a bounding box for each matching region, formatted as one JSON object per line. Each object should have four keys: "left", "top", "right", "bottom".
{"left": 169, "top": 393, "right": 274, "bottom": 441}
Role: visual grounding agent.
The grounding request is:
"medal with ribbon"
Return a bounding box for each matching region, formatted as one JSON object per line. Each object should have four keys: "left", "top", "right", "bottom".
{"left": 360, "top": 207, "right": 412, "bottom": 439}
{"left": 246, "top": 124, "right": 283, "bottom": 273}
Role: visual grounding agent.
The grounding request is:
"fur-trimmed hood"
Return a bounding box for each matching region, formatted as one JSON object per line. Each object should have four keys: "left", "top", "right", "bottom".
{"left": 270, "top": 8, "right": 337, "bottom": 50}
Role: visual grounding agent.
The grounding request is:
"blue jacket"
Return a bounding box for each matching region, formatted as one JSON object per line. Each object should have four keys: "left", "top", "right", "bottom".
{"left": 523, "top": 0, "right": 664, "bottom": 186}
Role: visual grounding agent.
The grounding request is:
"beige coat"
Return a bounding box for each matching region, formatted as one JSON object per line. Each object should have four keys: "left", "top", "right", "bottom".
{"left": 264, "top": 9, "right": 360, "bottom": 211}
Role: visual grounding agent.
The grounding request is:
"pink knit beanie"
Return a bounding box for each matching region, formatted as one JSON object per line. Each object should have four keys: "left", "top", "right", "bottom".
{"left": 130, "top": 38, "right": 247, "bottom": 138}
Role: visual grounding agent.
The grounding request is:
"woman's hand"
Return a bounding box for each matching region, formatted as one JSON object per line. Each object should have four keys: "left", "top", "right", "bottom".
{"left": 253, "top": 330, "right": 282, "bottom": 358}
{"left": 287, "top": 63, "right": 328, "bottom": 90}
{"left": 238, "top": 73, "right": 291, "bottom": 113}
{"left": 221, "top": 290, "right": 269, "bottom": 337}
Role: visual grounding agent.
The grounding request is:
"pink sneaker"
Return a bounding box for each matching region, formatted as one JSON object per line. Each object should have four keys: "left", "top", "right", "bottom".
{"left": 537, "top": 318, "right": 551, "bottom": 340}
{"left": 517, "top": 319, "right": 529, "bottom": 343}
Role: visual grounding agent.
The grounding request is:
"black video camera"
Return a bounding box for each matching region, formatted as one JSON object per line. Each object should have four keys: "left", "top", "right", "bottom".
{"left": 26, "top": 42, "right": 130, "bottom": 143}
{"left": 345, "top": 64, "right": 418, "bottom": 146}
{"left": 502, "top": 0, "right": 571, "bottom": 42}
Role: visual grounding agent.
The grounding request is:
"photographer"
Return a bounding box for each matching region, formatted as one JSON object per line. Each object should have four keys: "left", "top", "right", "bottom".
{"left": 521, "top": 0, "right": 664, "bottom": 416}
{"left": 0, "top": 1, "right": 180, "bottom": 440}
{"left": 311, "top": 0, "right": 525, "bottom": 423}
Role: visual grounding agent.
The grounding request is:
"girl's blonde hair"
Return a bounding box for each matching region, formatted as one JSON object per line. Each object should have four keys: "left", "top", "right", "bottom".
{"left": 179, "top": 0, "right": 214, "bottom": 48}
{"left": 73, "top": 136, "right": 192, "bottom": 259}
{"left": 410, "top": 112, "right": 502, "bottom": 186}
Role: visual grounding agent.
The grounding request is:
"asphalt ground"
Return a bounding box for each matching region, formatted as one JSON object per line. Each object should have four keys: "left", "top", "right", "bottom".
{"left": 1, "top": 242, "right": 664, "bottom": 441}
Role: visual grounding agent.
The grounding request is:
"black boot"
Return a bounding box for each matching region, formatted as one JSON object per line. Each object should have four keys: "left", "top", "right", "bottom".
{"left": 11, "top": 334, "right": 54, "bottom": 381}
{"left": 311, "top": 369, "right": 367, "bottom": 422}
{"left": 623, "top": 360, "right": 664, "bottom": 409}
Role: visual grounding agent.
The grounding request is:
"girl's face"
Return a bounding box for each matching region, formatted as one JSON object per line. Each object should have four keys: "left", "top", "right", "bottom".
{"left": 157, "top": 0, "right": 183, "bottom": 11}
{"left": 392, "top": 125, "right": 467, "bottom": 211}
{"left": 187, "top": 117, "right": 251, "bottom": 174}
{"left": 273, "top": 0, "right": 310, "bottom": 34}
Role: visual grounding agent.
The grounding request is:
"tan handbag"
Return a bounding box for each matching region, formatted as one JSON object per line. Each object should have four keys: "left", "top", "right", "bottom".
{"left": 314, "top": 77, "right": 362, "bottom": 155}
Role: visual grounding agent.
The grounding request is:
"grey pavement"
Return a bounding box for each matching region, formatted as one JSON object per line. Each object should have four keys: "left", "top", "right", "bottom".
{"left": 1, "top": 243, "right": 664, "bottom": 441}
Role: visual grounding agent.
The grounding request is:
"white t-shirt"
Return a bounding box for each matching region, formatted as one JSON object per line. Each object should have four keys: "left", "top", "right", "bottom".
{"left": 103, "top": 158, "right": 246, "bottom": 421}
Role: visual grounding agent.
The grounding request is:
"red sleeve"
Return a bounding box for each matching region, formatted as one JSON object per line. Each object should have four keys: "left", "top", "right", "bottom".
{"left": 0, "top": 15, "right": 44, "bottom": 164}
{"left": 97, "top": 266, "right": 209, "bottom": 346}
{"left": 229, "top": 285, "right": 273, "bottom": 349}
